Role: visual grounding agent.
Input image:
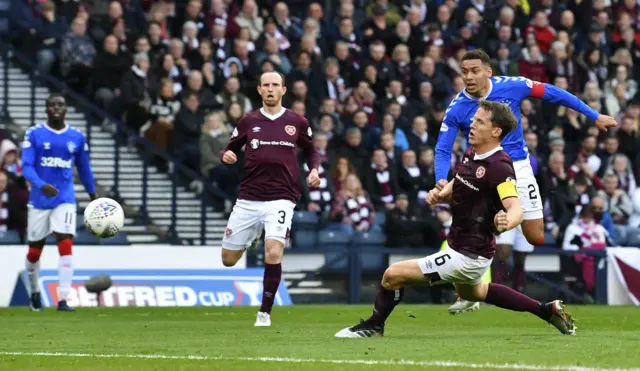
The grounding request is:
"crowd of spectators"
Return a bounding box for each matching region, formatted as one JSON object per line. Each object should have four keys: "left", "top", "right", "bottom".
{"left": 7, "top": 0, "right": 640, "bottom": 251}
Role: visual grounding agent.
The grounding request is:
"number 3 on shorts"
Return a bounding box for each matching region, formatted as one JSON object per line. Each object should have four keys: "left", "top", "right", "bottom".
{"left": 278, "top": 210, "right": 285, "bottom": 224}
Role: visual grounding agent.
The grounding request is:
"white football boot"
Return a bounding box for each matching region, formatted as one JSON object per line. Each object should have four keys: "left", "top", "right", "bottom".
{"left": 254, "top": 311, "right": 271, "bottom": 327}
{"left": 448, "top": 298, "right": 480, "bottom": 314}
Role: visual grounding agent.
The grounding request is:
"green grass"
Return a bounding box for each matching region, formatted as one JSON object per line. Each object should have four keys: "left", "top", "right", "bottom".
{"left": 0, "top": 305, "right": 638, "bottom": 370}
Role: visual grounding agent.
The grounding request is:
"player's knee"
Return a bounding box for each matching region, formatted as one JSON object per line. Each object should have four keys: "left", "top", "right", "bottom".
{"left": 382, "top": 266, "right": 403, "bottom": 290}
{"left": 26, "top": 246, "right": 43, "bottom": 263}
{"left": 222, "top": 258, "right": 237, "bottom": 267}
{"left": 525, "top": 231, "right": 545, "bottom": 246}
{"left": 264, "top": 239, "right": 285, "bottom": 264}
{"left": 221, "top": 254, "right": 240, "bottom": 267}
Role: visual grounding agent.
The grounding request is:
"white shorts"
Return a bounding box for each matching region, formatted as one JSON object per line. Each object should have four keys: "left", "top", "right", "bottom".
{"left": 514, "top": 157, "right": 543, "bottom": 221}
{"left": 418, "top": 248, "right": 492, "bottom": 286}
{"left": 222, "top": 199, "right": 296, "bottom": 251}
{"left": 495, "top": 226, "right": 534, "bottom": 252}
{"left": 27, "top": 204, "right": 77, "bottom": 242}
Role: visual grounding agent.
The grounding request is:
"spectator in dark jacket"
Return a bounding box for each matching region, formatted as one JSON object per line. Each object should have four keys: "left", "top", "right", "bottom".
{"left": 91, "top": 35, "right": 131, "bottom": 115}
{"left": 34, "top": 1, "right": 68, "bottom": 74}
{"left": 119, "top": 52, "right": 155, "bottom": 134}
{"left": 385, "top": 194, "right": 439, "bottom": 247}
{"left": 173, "top": 92, "right": 205, "bottom": 172}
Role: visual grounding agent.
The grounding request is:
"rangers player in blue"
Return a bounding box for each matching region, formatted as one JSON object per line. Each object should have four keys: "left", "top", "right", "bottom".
{"left": 21, "top": 94, "right": 97, "bottom": 312}
{"left": 435, "top": 50, "right": 617, "bottom": 314}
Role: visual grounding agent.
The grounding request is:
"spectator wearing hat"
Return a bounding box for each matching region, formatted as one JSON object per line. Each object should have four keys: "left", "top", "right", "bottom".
{"left": 361, "top": 4, "right": 394, "bottom": 47}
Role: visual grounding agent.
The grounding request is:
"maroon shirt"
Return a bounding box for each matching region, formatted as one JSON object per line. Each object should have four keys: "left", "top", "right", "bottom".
{"left": 220, "top": 108, "right": 319, "bottom": 203}
{"left": 448, "top": 147, "right": 517, "bottom": 259}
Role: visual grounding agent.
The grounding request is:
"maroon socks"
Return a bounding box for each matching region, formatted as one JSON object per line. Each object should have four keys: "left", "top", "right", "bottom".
{"left": 259, "top": 263, "right": 282, "bottom": 314}
{"left": 485, "top": 283, "right": 551, "bottom": 321}
{"left": 368, "top": 284, "right": 404, "bottom": 326}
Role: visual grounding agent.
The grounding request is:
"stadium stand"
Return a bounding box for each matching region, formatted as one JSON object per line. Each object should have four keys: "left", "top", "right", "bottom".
{"left": 3, "top": 0, "right": 640, "bottom": 303}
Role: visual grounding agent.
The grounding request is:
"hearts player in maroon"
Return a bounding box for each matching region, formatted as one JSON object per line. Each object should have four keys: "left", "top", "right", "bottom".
{"left": 220, "top": 71, "right": 321, "bottom": 327}
{"left": 335, "top": 101, "right": 577, "bottom": 338}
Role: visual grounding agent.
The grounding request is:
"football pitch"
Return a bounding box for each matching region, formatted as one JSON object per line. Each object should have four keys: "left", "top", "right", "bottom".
{"left": 0, "top": 305, "right": 638, "bottom": 371}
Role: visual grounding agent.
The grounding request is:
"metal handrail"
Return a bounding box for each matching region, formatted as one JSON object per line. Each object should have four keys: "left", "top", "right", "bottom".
{"left": 1, "top": 42, "right": 229, "bottom": 245}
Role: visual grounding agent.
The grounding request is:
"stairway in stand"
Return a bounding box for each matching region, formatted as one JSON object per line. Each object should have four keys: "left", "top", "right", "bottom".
{"left": 0, "top": 59, "right": 227, "bottom": 245}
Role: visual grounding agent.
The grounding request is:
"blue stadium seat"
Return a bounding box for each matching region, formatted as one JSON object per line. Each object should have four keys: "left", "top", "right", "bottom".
{"left": 292, "top": 211, "right": 320, "bottom": 230}
{"left": 613, "top": 225, "right": 629, "bottom": 246}
{"left": 319, "top": 230, "right": 352, "bottom": 271}
{"left": 0, "top": 230, "right": 22, "bottom": 244}
{"left": 76, "top": 214, "right": 86, "bottom": 230}
{"left": 293, "top": 230, "right": 317, "bottom": 248}
{"left": 99, "top": 232, "right": 130, "bottom": 245}
{"left": 375, "top": 212, "right": 386, "bottom": 226}
{"left": 74, "top": 231, "right": 100, "bottom": 245}
{"left": 625, "top": 228, "right": 640, "bottom": 247}
{"left": 543, "top": 231, "right": 555, "bottom": 245}
{"left": 352, "top": 231, "right": 387, "bottom": 272}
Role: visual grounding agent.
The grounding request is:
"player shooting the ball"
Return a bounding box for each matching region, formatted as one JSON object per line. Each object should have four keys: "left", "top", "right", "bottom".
{"left": 335, "top": 100, "right": 576, "bottom": 338}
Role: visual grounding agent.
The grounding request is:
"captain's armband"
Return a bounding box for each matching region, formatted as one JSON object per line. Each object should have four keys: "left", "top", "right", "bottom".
{"left": 497, "top": 180, "right": 518, "bottom": 200}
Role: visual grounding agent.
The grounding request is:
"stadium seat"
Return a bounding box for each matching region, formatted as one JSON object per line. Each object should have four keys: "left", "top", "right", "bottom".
{"left": 76, "top": 214, "right": 86, "bottom": 230}
{"left": 99, "top": 232, "right": 130, "bottom": 245}
{"left": 318, "top": 230, "right": 352, "bottom": 271}
{"left": 293, "top": 230, "right": 317, "bottom": 248}
{"left": 0, "top": 230, "right": 22, "bottom": 244}
{"left": 292, "top": 211, "right": 320, "bottom": 230}
{"left": 543, "top": 231, "right": 555, "bottom": 245}
{"left": 74, "top": 231, "right": 100, "bottom": 245}
{"left": 613, "top": 225, "right": 629, "bottom": 246}
{"left": 625, "top": 228, "right": 640, "bottom": 247}
{"left": 352, "top": 231, "right": 387, "bottom": 272}
{"left": 375, "top": 212, "right": 386, "bottom": 226}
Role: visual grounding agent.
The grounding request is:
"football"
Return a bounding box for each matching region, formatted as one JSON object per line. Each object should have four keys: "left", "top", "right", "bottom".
{"left": 83, "top": 197, "right": 125, "bottom": 238}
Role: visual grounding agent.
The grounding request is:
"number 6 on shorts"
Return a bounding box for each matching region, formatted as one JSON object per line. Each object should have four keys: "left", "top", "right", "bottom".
{"left": 417, "top": 249, "right": 454, "bottom": 285}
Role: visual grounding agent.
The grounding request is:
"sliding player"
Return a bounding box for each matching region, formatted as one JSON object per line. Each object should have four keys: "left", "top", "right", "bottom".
{"left": 436, "top": 49, "right": 616, "bottom": 314}
{"left": 219, "top": 71, "right": 320, "bottom": 326}
{"left": 22, "top": 94, "right": 97, "bottom": 311}
{"left": 335, "top": 101, "right": 576, "bottom": 338}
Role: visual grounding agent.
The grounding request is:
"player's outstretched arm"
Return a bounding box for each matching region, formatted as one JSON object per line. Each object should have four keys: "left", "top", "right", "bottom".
{"left": 434, "top": 119, "right": 459, "bottom": 182}
{"left": 75, "top": 135, "right": 97, "bottom": 200}
{"left": 523, "top": 79, "right": 616, "bottom": 131}
{"left": 21, "top": 130, "right": 47, "bottom": 190}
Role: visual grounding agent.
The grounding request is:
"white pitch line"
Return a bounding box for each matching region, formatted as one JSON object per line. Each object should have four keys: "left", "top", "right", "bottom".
{"left": 0, "top": 351, "right": 638, "bottom": 371}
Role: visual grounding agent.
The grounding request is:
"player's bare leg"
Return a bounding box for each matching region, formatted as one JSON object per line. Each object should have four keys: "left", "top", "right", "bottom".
{"left": 221, "top": 248, "right": 245, "bottom": 267}
{"left": 54, "top": 232, "right": 75, "bottom": 311}
{"left": 521, "top": 218, "right": 545, "bottom": 246}
{"left": 456, "top": 282, "right": 577, "bottom": 335}
{"left": 255, "top": 239, "right": 285, "bottom": 327}
{"left": 25, "top": 240, "right": 45, "bottom": 311}
{"left": 335, "top": 259, "right": 424, "bottom": 338}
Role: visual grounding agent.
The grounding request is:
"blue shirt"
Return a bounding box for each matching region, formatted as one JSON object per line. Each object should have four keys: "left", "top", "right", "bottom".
{"left": 435, "top": 76, "right": 601, "bottom": 181}
{"left": 21, "top": 123, "right": 96, "bottom": 209}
